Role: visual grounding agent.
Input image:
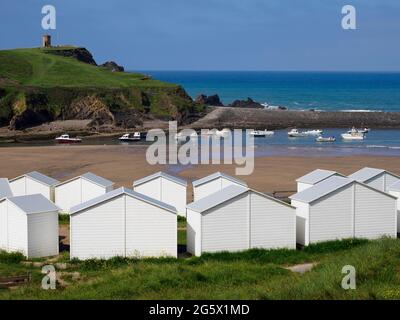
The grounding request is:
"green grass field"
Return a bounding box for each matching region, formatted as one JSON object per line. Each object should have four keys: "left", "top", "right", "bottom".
{"left": 1, "top": 227, "right": 399, "bottom": 299}
{"left": 0, "top": 48, "right": 175, "bottom": 89}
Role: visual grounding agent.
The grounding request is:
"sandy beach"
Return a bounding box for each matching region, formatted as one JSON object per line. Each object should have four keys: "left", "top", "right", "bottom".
{"left": 1, "top": 145, "right": 399, "bottom": 199}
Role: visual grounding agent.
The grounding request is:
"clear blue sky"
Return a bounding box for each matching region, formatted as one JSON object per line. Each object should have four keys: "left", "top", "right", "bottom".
{"left": 1, "top": 0, "right": 399, "bottom": 71}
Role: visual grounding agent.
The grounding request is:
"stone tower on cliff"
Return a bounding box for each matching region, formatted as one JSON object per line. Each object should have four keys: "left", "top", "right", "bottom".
{"left": 42, "top": 35, "right": 51, "bottom": 47}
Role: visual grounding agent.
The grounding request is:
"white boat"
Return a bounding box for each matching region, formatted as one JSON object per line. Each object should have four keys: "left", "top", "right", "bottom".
{"left": 347, "top": 127, "right": 370, "bottom": 134}
{"left": 288, "top": 129, "right": 307, "bottom": 137}
{"left": 316, "top": 136, "right": 336, "bottom": 142}
{"left": 250, "top": 129, "right": 275, "bottom": 137}
{"left": 55, "top": 134, "right": 82, "bottom": 144}
{"left": 341, "top": 128, "right": 365, "bottom": 140}
{"left": 119, "top": 132, "right": 141, "bottom": 142}
{"left": 304, "top": 129, "right": 323, "bottom": 136}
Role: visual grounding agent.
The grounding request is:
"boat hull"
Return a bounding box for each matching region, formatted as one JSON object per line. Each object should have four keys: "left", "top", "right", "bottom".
{"left": 119, "top": 138, "right": 141, "bottom": 142}
{"left": 341, "top": 134, "right": 364, "bottom": 140}
{"left": 56, "top": 139, "right": 82, "bottom": 144}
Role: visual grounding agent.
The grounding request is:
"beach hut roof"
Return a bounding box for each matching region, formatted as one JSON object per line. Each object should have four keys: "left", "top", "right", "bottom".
{"left": 290, "top": 176, "right": 355, "bottom": 204}
{"left": 187, "top": 184, "right": 291, "bottom": 213}
{"left": 11, "top": 171, "right": 59, "bottom": 187}
{"left": 133, "top": 171, "right": 187, "bottom": 187}
{"left": 296, "top": 169, "right": 343, "bottom": 184}
{"left": 0, "top": 178, "right": 13, "bottom": 199}
{"left": 348, "top": 167, "right": 399, "bottom": 183}
{"left": 389, "top": 181, "right": 400, "bottom": 192}
{"left": 70, "top": 187, "right": 177, "bottom": 215}
{"left": 192, "top": 172, "right": 248, "bottom": 188}
{"left": 187, "top": 185, "right": 249, "bottom": 212}
{"left": 56, "top": 172, "right": 114, "bottom": 188}
{"left": 8, "top": 194, "right": 60, "bottom": 215}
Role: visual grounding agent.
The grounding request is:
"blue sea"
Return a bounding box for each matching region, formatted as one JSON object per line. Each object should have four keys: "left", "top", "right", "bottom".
{"left": 138, "top": 71, "right": 400, "bottom": 156}
{"left": 142, "top": 71, "right": 400, "bottom": 112}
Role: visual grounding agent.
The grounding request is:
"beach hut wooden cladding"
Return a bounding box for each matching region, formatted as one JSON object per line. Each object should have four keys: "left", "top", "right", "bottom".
{"left": 348, "top": 167, "right": 400, "bottom": 193}
{"left": 9, "top": 171, "right": 59, "bottom": 201}
{"left": 296, "top": 169, "right": 343, "bottom": 192}
{"left": 388, "top": 181, "right": 400, "bottom": 233}
{"left": 290, "top": 176, "right": 397, "bottom": 246}
{"left": 186, "top": 185, "right": 296, "bottom": 257}
{"left": 69, "top": 188, "right": 177, "bottom": 260}
{"left": 54, "top": 172, "right": 114, "bottom": 213}
{"left": 0, "top": 194, "right": 59, "bottom": 258}
{"left": 192, "top": 172, "right": 248, "bottom": 202}
{"left": 133, "top": 172, "right": 187, "bottom": 216}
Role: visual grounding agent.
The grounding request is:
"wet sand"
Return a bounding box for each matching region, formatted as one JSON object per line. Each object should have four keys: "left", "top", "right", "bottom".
{"left": 1, "top": 145, "right": 399, "bottom": 199}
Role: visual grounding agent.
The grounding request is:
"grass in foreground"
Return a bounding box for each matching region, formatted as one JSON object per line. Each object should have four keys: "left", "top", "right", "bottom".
{"left": 1, "top": 238, "right": 399, "bottom": 299}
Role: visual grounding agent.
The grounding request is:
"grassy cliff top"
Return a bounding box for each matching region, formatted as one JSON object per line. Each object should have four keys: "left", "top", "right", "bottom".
{"left": 0, "top": 47, "right": 175, "bottom": 89}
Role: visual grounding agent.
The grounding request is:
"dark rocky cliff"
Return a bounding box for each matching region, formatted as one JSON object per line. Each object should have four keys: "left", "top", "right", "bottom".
{"left": 44, "top": 47, "right": 98, "bottom": 65}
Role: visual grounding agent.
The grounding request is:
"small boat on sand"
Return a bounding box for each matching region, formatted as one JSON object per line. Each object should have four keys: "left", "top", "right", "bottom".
{"left": 316, "top": 136, "right": 336, "bottom": 142}
{"left": 250, "top": 129, "right": 275, "bottom": 137}
{"left": 55, "top": 134, "right": 82, "bottom": 144}
{"left": 119, "top": 132, "right": 141, "bottom": 142}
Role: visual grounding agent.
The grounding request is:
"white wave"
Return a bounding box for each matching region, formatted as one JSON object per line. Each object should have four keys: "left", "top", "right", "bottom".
{"left": 340, "top": 109, "right": 383, "bottom": 113}
{"left": 366, "top": 145, "right": 388, "bottom": 149}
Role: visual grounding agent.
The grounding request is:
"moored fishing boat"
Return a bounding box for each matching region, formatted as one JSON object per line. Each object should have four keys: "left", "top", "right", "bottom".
{"left": 288, "top": 129, "right": 307, "bottom": 137}
{"left": 55, "top": 134, "right": 82, "bottom": 144}
{"left": 119, "top": 132, "right": 141, "bottom": 142}
{"left": 347, "top": 127, "right": 370, "bottom": 134}
{"left": 341, "top": 127, "right": 365, "bottom": 140}
{"left": 249, "top": 129, "right": 275, "bottom": 137}
{"left": 316, "top": 136, "right": 336, "bottom": 142}
{"left": 304, "top": 129, "right": 323, "bottom": 136}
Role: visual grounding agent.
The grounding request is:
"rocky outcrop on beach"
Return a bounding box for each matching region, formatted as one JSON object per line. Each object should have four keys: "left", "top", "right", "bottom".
{"left": 228, "top": 98, "right": 264, "bottom": 109}
{"left": 188, "top": 107, "right": 400, "bottom": 130}
{"left": 100, "top": 61, "right": 125, "bottom": 72}
{"left": 66, "top": 96, "right": 115, "bottom": 127}
{"left": 9, "top": 109, "right": 53, "bottom": 130}
{"left": 195, "top": 94, "right": 224, "bottom": 106}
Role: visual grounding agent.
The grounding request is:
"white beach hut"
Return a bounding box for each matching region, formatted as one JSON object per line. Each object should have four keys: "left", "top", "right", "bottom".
{"left": 0, "top": 179, "right": 13, "bottom": 251}
{"left": 0, "top": 178, "right": 13, "bottom": 199}
{"left": 133, "top": 171, "right": 187, "bottom": 216}
{"left": 296, "top": 169, "right": 343, "bottom": 192}
{"left": 70, "top": 187, "right": 177, "bottom": 260}
{"left": 290, "top": 176, "right": 397, "bottom": 246}
{"left": 0, "top": 194, "right": 59, "bottom": 258}
{"left": 54, "top": 172, "right": 114, "bottom": 214}
{"left": 388, "top": 181, "right": 400, "bottom": 233}
{"left": 348, "top": 167, "right": 400, "bottom": 192}
{"left": 186, "top": 185, "right": 296, "bottom": 257}
{"left": 9, "top": 171, "right": 59, "bottom": 201}
{"left": 192, "top": 172, "right": 248, "bottom": 202}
